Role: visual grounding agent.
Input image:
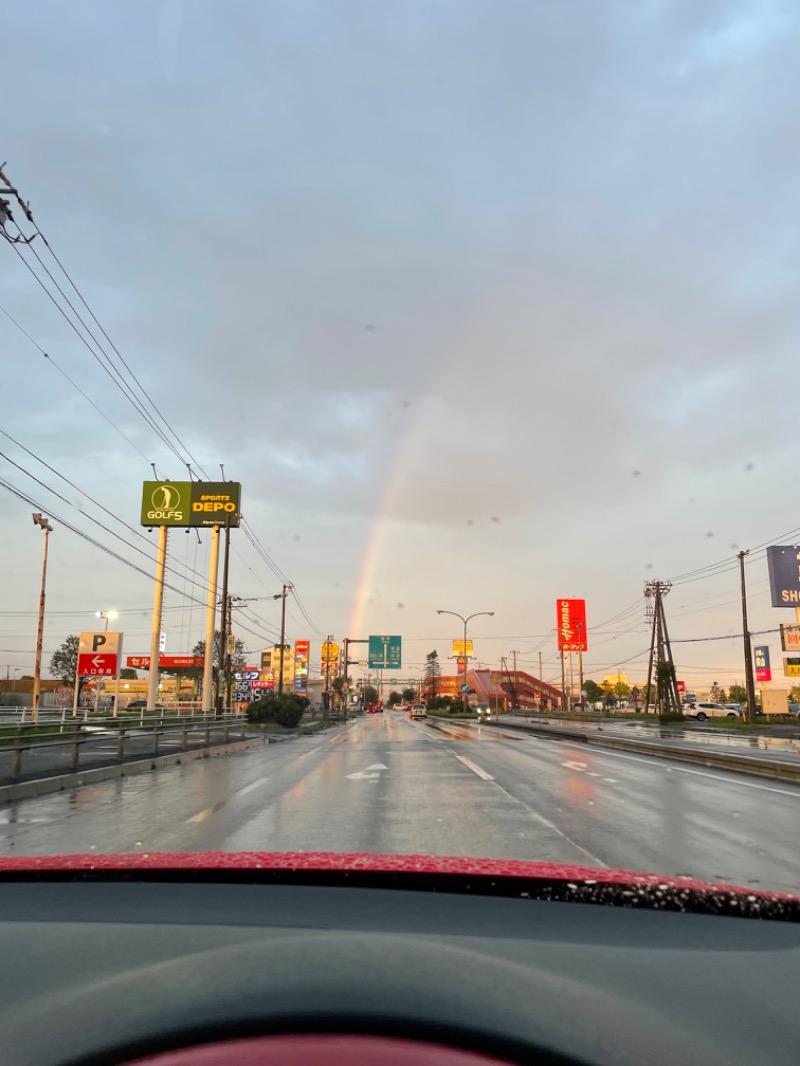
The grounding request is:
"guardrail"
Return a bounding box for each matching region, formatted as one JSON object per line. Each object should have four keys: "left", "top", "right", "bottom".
{"left": 0, "top": 705, "right": 244, "bottom": 729}
{"left": 0, "top": 718, "right": 249, "bottom": 784}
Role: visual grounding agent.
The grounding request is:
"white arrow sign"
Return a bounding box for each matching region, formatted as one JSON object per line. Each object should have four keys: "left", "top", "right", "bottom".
{"left": 346, "top": 762, "right": 388, "bottom": 781}
{"left": 91, "top": 655, "right": 105, "bottom": 669}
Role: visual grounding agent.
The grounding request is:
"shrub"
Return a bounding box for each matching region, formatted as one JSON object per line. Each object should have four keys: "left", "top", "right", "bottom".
{"left": 247, "top": 693, "right": 307, "bottom": 728}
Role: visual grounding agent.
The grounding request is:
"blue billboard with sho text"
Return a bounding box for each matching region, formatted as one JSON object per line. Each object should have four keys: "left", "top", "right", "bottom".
{"left": 766, "top": 546, "right": 800, "bottom": 607}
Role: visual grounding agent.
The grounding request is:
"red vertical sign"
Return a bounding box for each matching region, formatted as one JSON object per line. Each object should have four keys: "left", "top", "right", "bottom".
{"left": 556, "top": 599, "right": 588, "bottom": 652}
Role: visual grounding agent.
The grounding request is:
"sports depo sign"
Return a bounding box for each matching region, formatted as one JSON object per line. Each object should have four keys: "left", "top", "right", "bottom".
{"left": 141, "top": 481, "right": 241, "bottom": 527}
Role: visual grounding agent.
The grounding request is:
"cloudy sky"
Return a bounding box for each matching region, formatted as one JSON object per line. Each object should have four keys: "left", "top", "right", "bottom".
{"left": 1, "top": 0, "right": 799, "bottom": 691}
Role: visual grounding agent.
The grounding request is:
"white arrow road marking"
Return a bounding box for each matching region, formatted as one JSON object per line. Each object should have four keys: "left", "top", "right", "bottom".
{"left": 562, "top": 760, "right": 588, "bottom": 771}
{"left": 346, "top": 763, "right": 388, "bottom": 780}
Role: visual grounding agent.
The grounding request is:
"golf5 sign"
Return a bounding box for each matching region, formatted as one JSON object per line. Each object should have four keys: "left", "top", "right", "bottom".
{"left": 141, "top": 481, "right": 241, "bottom": 528}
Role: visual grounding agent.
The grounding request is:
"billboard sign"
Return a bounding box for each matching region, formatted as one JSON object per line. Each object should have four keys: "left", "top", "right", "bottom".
{"left": 294, "top": 639, "right": 309, "bottom": 695}
{"left": 784, "top": 658, "right": 800, "bottom": 678}
{"left": 234, "top": 668, "right": 259, "bottom": 703}
{"left": 368, "top": 635, "right": 402, "bottom": 669}
{"left": 780, "top": 624, "right": 800, "bottom": 652}
{"left": 557, "top": 599, "right": 588, "bottom": 652}
{"left": 77, "top": 631, "right": 122, "bottom": 677}
{"left": 754, "top": 645, "right": 772, "bottom": 683}
{"left": 456, "top": 655, "right": 468, "bottom": 675}
{"left": 677, "top": 680, "right": 686, "bottom": 693}
{"left": 126, "top": 655, "right": 203, "bottom": 670}
{"left": 140, "top": 481, "right": 241, "bottom": 528}
{"left": 452, "top": 639, "right": 473, "bottom": 657}
{"left": 321, "top": 642, "right": 339, "bottom": 663}
{"left": 766, "top": 545, "right": 800, "bottom": 607}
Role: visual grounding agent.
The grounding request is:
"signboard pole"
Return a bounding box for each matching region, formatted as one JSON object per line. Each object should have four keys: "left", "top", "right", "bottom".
{"left": 216, "top": 519, "right": 231, "bottom": 717}
{"left": 202, "top": 525, "right": 220, "bottom": 716}
{"left": 146, "top": 526, "right": 169, "bottom": 712}
{"left": 69, "top": 656, "right": 80, "bottom": 726}
{"left": 560, "top": 651, "right": 566, "bottom": 713}
{"left": 576, "top": 624, "right": 585, "bottom": 712}
{"left": 112, "top": 633, "right": 123, "bottom": 718}
{"left": 739, "top": 550, "right": 758, "bottom": 724}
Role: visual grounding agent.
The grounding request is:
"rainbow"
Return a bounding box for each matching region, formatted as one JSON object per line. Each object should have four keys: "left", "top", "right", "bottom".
{"left": 346, "top": 409, "right": 428, "bottom": 640}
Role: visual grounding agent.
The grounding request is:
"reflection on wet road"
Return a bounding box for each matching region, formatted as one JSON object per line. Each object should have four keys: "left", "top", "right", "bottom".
{"left": 2, "top": 711, "right": 800, "bottom": 894}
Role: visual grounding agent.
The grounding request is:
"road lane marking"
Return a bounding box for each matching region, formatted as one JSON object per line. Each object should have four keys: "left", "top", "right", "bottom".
{"left": 346, "top": 762, "right": 388, "bottom": 780}
{"left": 585, "top": 748, "right": 800, "bottom": 798}
{"left": 187, "top": 776, "right": 269, "bottom": 823}
{"left": 295, "top": 747, "right": 321, "bottom": 760}
{"left": 454, "top": 754, "right": 494, "bottom": 780}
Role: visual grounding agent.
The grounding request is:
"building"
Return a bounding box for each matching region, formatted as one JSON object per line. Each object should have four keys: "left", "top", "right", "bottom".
{"left": 423, "top": 668, "right": 561, "bottom": 712}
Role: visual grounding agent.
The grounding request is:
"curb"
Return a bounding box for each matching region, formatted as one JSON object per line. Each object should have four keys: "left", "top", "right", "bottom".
{"left": 480, "top": 719, "right": 800, "bottom": 784}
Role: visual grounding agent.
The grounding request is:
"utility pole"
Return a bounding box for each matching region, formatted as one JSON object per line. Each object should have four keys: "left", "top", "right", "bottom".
{"left": 31, "top": 513, "right": 53, "bottom": 721}
{"left": 278, "top": 584, "right": 291, "bottom": 695}
{"left": 643, "top": 581, "right": 681, "bottom": 717}
{"left": 342, "top": 637, "right": 349, "bottom": 720}
{"left": 538, "top": 651, "right": 544, "bottom": 712}
{"left": 576, "top": 623, "right": 585, "bottom": 712}
{"left": 215, "top": 518, "right": 231, "bottom": 716}
{"left": 739, "top": 551, "right": 758, "bottom": 724}
{"left": 323, "top": 633, "right": 332, "bottom": 720}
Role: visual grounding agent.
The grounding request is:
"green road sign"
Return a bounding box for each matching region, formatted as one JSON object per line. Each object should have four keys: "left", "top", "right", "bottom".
{"left": 368, "top": 635, "right": 402, "bottom": 669}
{"left": 141, "top": 481, "right": 241, "bottom": 527}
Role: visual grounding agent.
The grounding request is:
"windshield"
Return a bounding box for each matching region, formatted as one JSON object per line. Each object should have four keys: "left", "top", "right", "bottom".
{"left": 2, "top": 2, "right": 800, "bottom": 904}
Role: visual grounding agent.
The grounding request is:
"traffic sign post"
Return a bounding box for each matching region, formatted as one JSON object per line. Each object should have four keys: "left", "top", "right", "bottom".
{"left": 72, "top": 631, "right": 123, "bottom": 720}
{"left": 368, "top": 635, "right": 402, "bottom": 670}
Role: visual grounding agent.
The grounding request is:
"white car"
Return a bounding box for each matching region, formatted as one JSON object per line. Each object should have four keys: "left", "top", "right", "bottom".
{"left": 684, "top": 701, "right": 737, "bottom": 721}
{"left": 409, "top": 703, "right": 427, "bottom": 720}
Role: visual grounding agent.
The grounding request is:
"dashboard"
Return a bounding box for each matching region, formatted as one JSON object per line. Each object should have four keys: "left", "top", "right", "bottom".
{"left": 0, "top": 871, "right": 799, "bottom": 1066}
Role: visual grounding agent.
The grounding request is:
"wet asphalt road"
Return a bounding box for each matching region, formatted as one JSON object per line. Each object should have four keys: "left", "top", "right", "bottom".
{"left": 2, "top": 711, "right": 800, "bottom": 894}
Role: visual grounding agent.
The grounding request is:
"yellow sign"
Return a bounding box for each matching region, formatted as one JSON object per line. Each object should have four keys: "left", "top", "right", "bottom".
{"left": 784, "top": 662, "right": 800, "bottom": 677}
{"left": 452, "top": 640, "right": 473, "bottom": 656}
{"left": 321, "top": 642, "right": 339, "bottom": 662}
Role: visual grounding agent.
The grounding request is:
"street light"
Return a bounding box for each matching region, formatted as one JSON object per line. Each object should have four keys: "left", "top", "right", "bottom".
{"left": 436, "top": 609, "right": 495, "bottom": 711}
{"left": 31, "top": 514, "right": 53, "bottom": 720}
{"left": 96, "top": 609, "right": 118, "bottom": 633}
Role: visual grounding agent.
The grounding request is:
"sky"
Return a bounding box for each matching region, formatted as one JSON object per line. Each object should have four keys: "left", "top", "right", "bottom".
{"left": 1, "top": 0, "right": 799, "bottom": 692}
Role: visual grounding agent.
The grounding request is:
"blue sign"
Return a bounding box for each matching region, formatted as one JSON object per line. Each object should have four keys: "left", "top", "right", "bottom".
{"left": 234, "top": 669, "right": 259, "bottom": 703}
{"left": 767, "top": 546, "right": 800, "bottom": 607}
{"left": 368, "top": 635, "right": 402, "bottom": 669}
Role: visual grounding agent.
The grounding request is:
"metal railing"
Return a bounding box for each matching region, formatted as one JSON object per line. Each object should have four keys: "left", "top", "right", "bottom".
{"left": 0, "top": 704, "right": 243, "bottom": 728}
{"left": 0, "top": 716, "right": 250, "bottom": 784}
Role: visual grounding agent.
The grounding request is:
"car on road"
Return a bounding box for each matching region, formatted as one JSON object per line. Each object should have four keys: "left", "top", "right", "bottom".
{"left": 474, "top": 702, "right": 491, "bottom": 720}
{"left": 788, "top": 703, "right": 800, "bottom": 718}
{"left": 723, "top": 703, "right": 745, "bottom": 716}
{"left": 126, "top": 700, "right": 166, "bottom": 711}
{"left": 409, "top": 702, "right": 427, "bottom": 720}
{"left": 366, "top": 702, "right": 383, "bottom": 714}
{"left": 684, "top": 701, "right": 737, "bottom": 721}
